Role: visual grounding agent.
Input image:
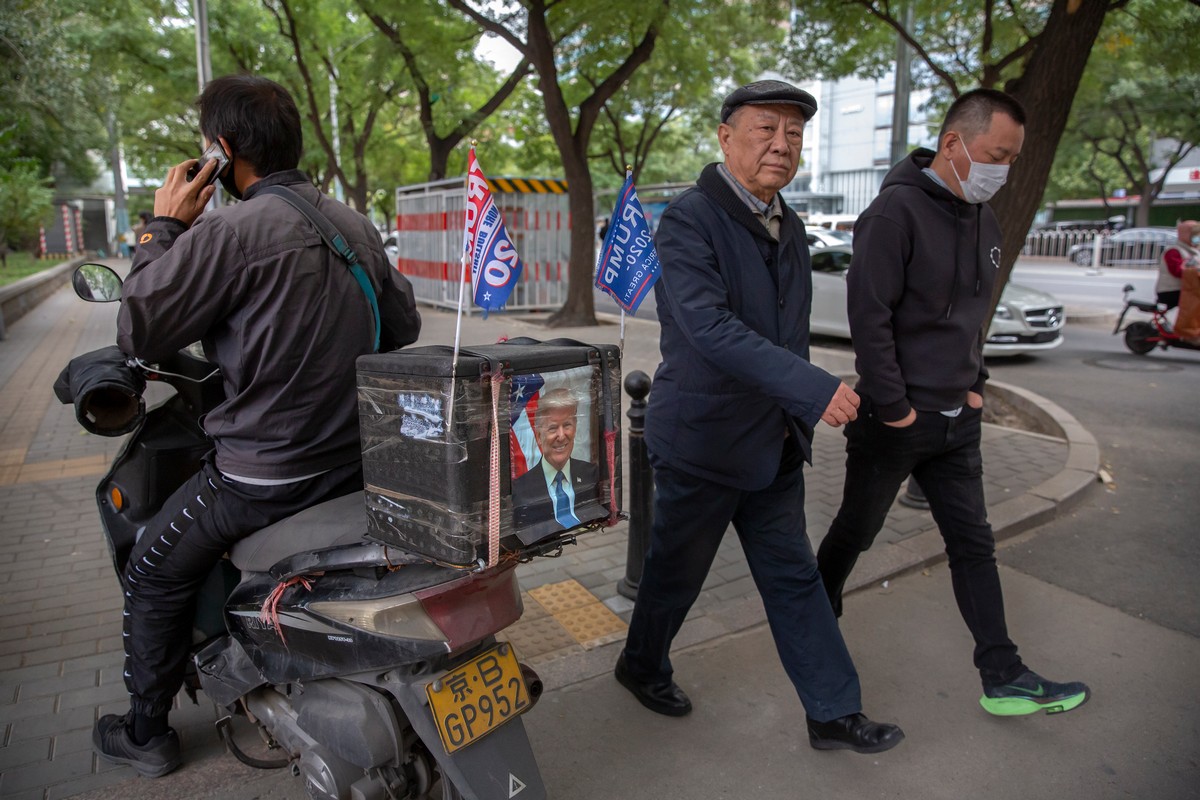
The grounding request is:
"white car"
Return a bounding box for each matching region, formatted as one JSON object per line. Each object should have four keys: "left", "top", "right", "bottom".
{"left": 809, "top": 245, "right": 1064, "bottom": 356}
{"left": 806, "top": 227, "right": 854, "bottom": 249}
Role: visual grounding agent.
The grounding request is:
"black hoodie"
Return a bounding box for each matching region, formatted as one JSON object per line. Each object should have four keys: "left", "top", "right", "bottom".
{"left": 847, "top": 148, "right": 999, "bottom": 422}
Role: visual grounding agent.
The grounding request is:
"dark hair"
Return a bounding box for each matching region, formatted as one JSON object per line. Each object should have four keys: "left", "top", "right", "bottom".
{"left": 938, "top": 88, "right": 1026, "bottom": 144}
{"left": 197, "top": 75, "right": 303, "bottom": 177}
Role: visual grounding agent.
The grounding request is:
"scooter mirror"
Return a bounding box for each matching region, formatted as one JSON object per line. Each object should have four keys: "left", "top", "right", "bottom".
{"left": 73, "top": 264, "right": 124, "bottom": 303}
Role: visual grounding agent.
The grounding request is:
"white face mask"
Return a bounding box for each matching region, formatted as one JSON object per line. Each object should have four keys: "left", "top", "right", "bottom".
{"left": 949, "top": 132, "right": 1009, "bottom": 204}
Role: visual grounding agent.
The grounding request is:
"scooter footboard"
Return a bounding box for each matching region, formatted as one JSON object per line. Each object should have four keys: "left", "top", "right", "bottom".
{"left": 389, "top": 679, "right": 547, "bottom": 800}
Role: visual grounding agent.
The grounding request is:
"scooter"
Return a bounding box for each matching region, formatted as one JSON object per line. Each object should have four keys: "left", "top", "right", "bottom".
{"left": 1113, "top": 283, "right": 1200, "bottom": 355}
{"left": 60, "top": 263, "right": 551, "bottom": 800}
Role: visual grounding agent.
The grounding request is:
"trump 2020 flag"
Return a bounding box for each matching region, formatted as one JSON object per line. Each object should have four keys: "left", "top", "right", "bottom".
{"left": 464, "top": 147, "right": 524, "bottom": 317}
{"left": 594, "top": 170, "right": 660, "bottom": 315}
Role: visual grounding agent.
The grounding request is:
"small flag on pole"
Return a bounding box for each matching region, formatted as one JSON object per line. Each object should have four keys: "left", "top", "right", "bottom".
{"left": 463, "top": 146, "right": 524, "bottom": 317}
{"left": 594, "top": 170, "right": 660, "bottom": 315}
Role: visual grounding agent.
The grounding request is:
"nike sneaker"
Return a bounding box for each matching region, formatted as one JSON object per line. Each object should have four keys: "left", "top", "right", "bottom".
{"left": 980, "top": 669, "right": 1090, "bottom": 716}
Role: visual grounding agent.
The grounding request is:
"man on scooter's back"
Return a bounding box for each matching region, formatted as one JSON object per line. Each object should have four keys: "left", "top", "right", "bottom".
{"left": 93, "top": 75, "right": 422, "bottom": 778}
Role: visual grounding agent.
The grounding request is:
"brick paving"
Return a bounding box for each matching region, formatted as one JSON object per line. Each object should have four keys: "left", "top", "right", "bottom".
{"left": 0, "top": 267, "right": 1076, "bottom": 799}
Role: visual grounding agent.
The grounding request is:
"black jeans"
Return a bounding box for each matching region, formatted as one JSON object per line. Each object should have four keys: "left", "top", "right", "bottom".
{"left": 122, "top": 458, "right": 363, "bottom": 720}
{"left": 817, "top": 399, "right": 1024, "bottom": 686}
{"left": 624, "top": 438, "right": 862, "bottom": 722}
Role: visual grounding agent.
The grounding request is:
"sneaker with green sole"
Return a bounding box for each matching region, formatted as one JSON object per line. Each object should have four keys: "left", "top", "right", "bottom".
{"left": 980, "top": 669, "right": 1090, "bottom": 716}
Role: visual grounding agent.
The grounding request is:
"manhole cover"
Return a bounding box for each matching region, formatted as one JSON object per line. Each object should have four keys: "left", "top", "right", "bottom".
{"left": 1085, "top": 356, "right": 1182, "bottom": 372}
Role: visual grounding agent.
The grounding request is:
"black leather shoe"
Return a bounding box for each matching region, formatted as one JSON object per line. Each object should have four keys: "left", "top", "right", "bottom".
{"left": 614, "top": 652, "right": 692, "bottom": 716}
{"left": 807, "top": 713, "right": 904, "bottom": 754}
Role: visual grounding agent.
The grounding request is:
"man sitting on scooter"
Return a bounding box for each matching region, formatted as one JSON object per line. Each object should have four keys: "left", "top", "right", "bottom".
{"left": 93, "top": 75, "right": 422, "bottom": 778}
{"left": 1156, "top": 219, "right": 1200, "bottom": 311}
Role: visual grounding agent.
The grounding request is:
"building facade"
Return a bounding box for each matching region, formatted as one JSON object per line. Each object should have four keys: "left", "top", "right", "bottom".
{"left": 776, "top": 71, "right": 936, "bottom": 218}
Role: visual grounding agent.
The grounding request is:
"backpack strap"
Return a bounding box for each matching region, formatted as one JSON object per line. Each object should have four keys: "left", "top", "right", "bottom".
{"left": 257, "top": 185, "right": 381, "bottom": 352}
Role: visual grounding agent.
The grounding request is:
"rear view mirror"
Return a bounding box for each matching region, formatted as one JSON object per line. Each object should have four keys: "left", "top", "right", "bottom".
{"left": 73, "top": 264, "right": 123, "bottom": 302}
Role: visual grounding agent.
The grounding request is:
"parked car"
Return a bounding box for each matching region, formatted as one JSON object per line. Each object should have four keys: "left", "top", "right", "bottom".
{"left": 806, "top": 227, "right": 854, "bottom": 248}
{"left": 1067, "top": 227, "right": 1175, "bottom": 267}
{"left": 809, "top": 245, "right": 1065, "bottom": 356}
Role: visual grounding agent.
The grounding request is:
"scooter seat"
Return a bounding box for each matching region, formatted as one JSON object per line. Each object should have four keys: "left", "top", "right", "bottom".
{"left": 230, "top": 492, "right": 368, "bottom": 573}
{"left": 1129, "top": 298, "right": 1162, "bottom": 313}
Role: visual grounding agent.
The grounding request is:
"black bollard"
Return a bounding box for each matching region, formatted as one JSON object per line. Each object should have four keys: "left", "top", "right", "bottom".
{"left": 617, "top": 370, "right": 652, "bottom": 600}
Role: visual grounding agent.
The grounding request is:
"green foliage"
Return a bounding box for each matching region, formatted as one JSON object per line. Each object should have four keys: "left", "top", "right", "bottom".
{"left": 1049, "top": 0, "right": 1200, "bottom": 206}
{"left": 0, "top": 160, "right": 55, "bottom": 252}
{"left": 0, "top": 0, "right": 105, "bottom": 183}
{"left": 589, "top": 0, "right": 786, "bottom": 186}
{"left": 0, "top": 250, "right": 57, "bottom": 283}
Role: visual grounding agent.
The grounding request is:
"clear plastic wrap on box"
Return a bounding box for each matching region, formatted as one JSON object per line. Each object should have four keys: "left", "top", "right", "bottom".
{"left": 356, "top": 340, "right": 622, "bottom": 567}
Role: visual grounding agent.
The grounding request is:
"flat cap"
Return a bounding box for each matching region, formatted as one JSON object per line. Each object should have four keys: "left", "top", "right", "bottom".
{"left": 721, "top": 80, "right": 818, "bottom": 123}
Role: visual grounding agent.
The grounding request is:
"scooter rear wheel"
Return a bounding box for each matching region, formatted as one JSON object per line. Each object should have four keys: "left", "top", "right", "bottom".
{"left": 1124, "top": 321, "right": 1157, "bottom": 355}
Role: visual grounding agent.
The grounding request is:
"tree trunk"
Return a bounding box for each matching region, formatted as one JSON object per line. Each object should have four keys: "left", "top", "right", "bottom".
{"left": 550, "top": 152, "right": 599, "bottom": 326}
{"left": 444, "top": 0, "right": 664, "bottom": 326}
{"left": 988, "top": 0, "right": 1113, "bottom": 306}
{"left": 1136, "top": 188, "right": 1153, "bottom": 228}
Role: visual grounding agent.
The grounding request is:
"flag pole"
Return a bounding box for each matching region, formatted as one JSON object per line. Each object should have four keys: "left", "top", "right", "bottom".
{"left": 448, "top": 141, "right": 477, "bottom": 433}
{"left": 619, "top": 309, "right": 626, "bottom": 360}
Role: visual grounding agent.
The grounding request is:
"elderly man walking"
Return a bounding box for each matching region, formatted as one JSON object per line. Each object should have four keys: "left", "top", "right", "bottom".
{"left": 614, "top": 80, "right": 904, "bottom": 755}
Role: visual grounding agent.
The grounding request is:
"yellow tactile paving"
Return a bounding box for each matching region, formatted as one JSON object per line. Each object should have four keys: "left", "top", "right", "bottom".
{"left": 552, "top": 604, "right": 627, "bottom": 650}
{"left": 527, "top": 579, "right": 596, "bottom": 615}
{"left": 522, "top": 579, "right": 628, "bottom": 651}
{"left": 499, "top": 614, "right": 579, "bottom": 660}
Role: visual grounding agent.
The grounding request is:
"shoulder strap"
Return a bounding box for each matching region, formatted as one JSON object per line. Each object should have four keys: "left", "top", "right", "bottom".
{"left": 257, "top": 184, "right": 381, "bottom": 352}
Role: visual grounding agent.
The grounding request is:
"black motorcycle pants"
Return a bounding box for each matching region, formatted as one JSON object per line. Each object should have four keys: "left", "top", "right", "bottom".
{"left": 121, "top": 457, "right": 363, "bottom": 720}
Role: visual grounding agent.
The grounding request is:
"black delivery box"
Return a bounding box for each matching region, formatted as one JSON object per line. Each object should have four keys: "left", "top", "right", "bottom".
{"left": 356, "top": 338, "right": 622, "bottom": 567}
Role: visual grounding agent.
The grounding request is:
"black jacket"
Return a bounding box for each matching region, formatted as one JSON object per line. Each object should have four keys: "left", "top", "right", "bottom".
{"left": 645, "top": 163, "right": 840, "bottom": 492}
{"left": 117, "top": 170, "right": 421, "bottom": 480}
{"left": 847, "top": 149, "right": 995, "bottom": 422}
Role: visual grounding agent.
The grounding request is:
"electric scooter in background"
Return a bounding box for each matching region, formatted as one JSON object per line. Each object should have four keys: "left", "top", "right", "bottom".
{"left": 1113, "top": 283, "right": 1200, "bottom": 355}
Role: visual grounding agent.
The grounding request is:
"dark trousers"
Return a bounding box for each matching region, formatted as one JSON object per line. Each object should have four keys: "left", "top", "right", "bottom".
{"left": 816, "top": 400, "right": 1023, "bottom": 686}
{"left": 624, "top": 439, "right": 862, "bottom": 722}
{"left": 122, "top": 458, "right": 363, "bottom": 719}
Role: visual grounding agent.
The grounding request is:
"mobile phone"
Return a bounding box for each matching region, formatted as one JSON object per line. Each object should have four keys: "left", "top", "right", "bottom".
{"left": 186, "top": 140, "right": 230, "bottom": 185}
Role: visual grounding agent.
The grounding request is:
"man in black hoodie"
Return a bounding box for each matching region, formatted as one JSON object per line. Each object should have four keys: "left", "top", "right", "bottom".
{"left": 817, "top": 89, "right": 1089, "bottom": 717}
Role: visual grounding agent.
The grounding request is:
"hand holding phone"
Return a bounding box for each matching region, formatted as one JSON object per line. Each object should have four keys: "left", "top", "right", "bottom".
{"left": 153, "top": 143, "right": 226, "bottom": 226}
{"left": 186, "top": 140, "right": 230, "bottom": 185}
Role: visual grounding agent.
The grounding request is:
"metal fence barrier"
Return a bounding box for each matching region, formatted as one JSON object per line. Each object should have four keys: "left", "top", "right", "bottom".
{"left": 393, "top": 177, "right": 572, "bottom": 313}
{"left": 1022, "top": 229, "right": 1166, "bottom": 269}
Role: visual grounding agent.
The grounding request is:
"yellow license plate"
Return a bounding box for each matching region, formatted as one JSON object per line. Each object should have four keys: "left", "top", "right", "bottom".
{"left": 426, "top": 644, "right": 530, "bottom": 754}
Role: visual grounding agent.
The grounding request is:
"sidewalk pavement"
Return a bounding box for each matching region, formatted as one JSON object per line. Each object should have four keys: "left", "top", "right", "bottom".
{"left": 0, "top": 264, "right": 1099, "bottom": 799}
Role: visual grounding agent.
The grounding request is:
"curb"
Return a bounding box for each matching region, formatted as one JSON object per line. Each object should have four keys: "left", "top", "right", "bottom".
{"left": 536, "top": 379, "right": 1100, "bottom": 690}
{"left": 0, "top": 257, "right": 88, "bottom": 339}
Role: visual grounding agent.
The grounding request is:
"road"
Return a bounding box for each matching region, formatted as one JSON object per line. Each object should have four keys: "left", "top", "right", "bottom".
{"left": 1010, "top": 259, "right": 1157, "bottom": 314}
{"left": 985, "top": 318, "right": 1200, "bottom": 638}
